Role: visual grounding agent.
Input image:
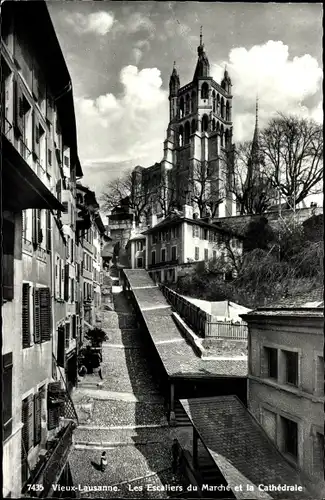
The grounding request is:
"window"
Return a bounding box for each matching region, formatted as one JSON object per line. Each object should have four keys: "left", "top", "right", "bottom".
{"left": 22, "top": 283, "right": 31, "bottom": 348}
{"left": 281, "top": 417, "right": 298, "bottom": 459}
{"left": 161, "top": 249, "right": 166, "bottom": 262}
{"left": 316, "top": 356, "right": 324, "bottom": 396}
{"left": 32, "top": 209, "right": 42, "bottom": 247}
{"left": 64, "top": 155, "right": 69, "bottom": 168}
{"left": 152, "top": 234, "right": 157, "bottom": 244}
{"left": 3, "top": 352, "right": 13, "bottom": 441}
{"left": 265, "top": 347, "right": 278, "bottom": 379}
{"left": 151, "top": 251, "right": 156, "bottom": 265}
{"left": 171, "top": 246, "right": 177, "bottom": 261}
{"left": 201, "top": 82, "right": 209, "bottom": 99}
{"left": 137, "top": 257, "right": 143, "bottom": 268}
{"left": 192, "top": 225, "right": 199, "bottom": 238}
{"left": 34, "top": 287, "right": 51, "bottom": 343}
{"left": 213, "top": 250, "right": 217, "bottom": 261}
{"left": 195, "top": 247, "right": 199, "bottom": 260}
{"left": 284, "top": 350, "right": 298, "bottom": 386}
{"left": 313, "top": 433, "right": 324, "bottom": 478}
{"left": 3, "top": 217, "right": 15, "bottom": 301}
{"left": 261, "top": 408, "right": 276, "bottom": 442}
{"left": 204, "top": 249, "right": 209, "bottom": 261}
{"left": 22, "top": 394, "right": 34, "bottom": 453}
{"left": 33, "top": 387, "right": 43, "bottom": 446}
{"left": 46, "top": 211, "right": 51, "bottom": 253}
{"left": 65, "top": 323, "right": 70, "bottom": 349}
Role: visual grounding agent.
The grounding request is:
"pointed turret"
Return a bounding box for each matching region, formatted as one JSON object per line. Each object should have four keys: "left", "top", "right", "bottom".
{"left": 221, "top": 66, "right": 232, "bottom": 93}
{"left": 193, "top": 27, "right": 210, "bottom": 79}
{"left": 169, "top": 61, "right": 180, "bottom": 97}
{"left": 247, "top": 96, "right": 264, "bottom": 180}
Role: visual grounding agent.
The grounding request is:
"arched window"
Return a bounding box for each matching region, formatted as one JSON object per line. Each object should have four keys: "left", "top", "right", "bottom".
{"left": 221, "top": 97, "right": 225, "bottom": 119}
{"left": 191, "top": 90, "right": 196, "bottom": 113}
{"left": 185, "top": 94, "right": 190, "bottom": 115}
{"left": 201, "top": 82, "right": 209, "bottom": 100}
{"left": 184, "top": 121, "right": 190, "bottom": 144}
{"left": 179, "top": 125, "right": 184, "bottom": 147}
{"left": 212, "top": 118, "right": 216, "bottom": 131}
{"left": 191, "top": 119, "right": 196, "bottom": 134}
{"left": 212, "top": 90, "right": 216, "bottom": 112}
{"left": 180, "top": 97, "right": 184, "bottom": 119}
{"left": 217, "top": 94, "right": 220, "bottom": 115}
{"left": 226, "top": 101, "right": 230, "bottom": 121}
{"left": 202, "top": 114, "right": 209, "bottom": 132}
{"left": 225, "top": 129, "right": 229, "bottom": 146}
{"left": 220, "top": 125, "right": 224, "bottom": 146}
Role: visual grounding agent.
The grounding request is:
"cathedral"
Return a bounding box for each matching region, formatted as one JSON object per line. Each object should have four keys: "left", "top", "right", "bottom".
{"left": 132, "top": 30, "right": 237, "bottom": 222}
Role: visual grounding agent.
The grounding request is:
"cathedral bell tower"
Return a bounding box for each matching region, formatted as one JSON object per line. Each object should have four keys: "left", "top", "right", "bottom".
{"left": 161, "top": 28, "right": 235, "bottom": 218}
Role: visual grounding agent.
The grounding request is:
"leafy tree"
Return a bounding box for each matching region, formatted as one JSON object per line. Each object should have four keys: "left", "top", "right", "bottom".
{"left": 261, "top": 114, "right": 323, "bottom": 207}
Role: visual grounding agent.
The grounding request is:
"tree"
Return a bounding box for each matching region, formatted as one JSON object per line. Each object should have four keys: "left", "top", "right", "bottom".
{"left": 225, "top": 142, "right": 273, "bottom": 215}
{"left": 186, "top": 160, "right": 224, "bottom": 218}
{"left": 261, "top": 114, "right": 323, "bottom": 208}
{"left": 100, "top": 169, "right": 153, "bottom": 225}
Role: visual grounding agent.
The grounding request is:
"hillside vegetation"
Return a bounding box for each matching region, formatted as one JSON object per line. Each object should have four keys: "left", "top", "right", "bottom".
{"left": 173, "top": 215, "right": 323, "bottom": 308}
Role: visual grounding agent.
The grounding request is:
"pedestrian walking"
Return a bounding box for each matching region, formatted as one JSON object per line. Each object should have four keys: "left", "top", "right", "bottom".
{"left": 98, "top": 366, "right": 103, "bottom": 380}
{"left": 172, "top": 438, "right": 179, "bottom": 474}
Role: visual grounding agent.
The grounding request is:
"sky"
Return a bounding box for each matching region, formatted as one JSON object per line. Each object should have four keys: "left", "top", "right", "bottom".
{"left": 48, "top": 1, "right": 323, "bottom": 199}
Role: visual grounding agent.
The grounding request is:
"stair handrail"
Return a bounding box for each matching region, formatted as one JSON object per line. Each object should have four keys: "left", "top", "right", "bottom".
{"left": 52, "top": 353, "right": 79, "bottom": 425}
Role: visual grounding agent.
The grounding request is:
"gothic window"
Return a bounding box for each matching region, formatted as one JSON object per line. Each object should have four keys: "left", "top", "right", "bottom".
{"left": 217, "top": 94, "right": 220, "bottom": 115}
{"left": 180, "top": 97, "right": 184, "bottom": 118}
{"left": 184, "top": 121, "right": 190, "bottom": 144}
{"left": 226, "top": 101, "right": 230, "bottom": 121}
{"left": 221, "top": 97, "right": 225, "bottom": 119}
{"left": 202, "top": 114, "right": 209, "bottom": 132}
{"left": 212, "top": 119, "right": 216, "bottom": 131}
{"left": 191, "top": 91, "right": 196, "bottom": 112}
{"left": 212, "top": 90, "right": 216, "bottom": 112}
{"left": 201, "top": 82, "right": 209, "bottom": 100}
{"left": 225, "top": 129, "right": 229, "bottom": 146}
{"left": 185, "top": 94, "right": 190, "bottom": 115}
{"left": 191, "top": 119, "right": 196, "bottom": 134}
{"left": 179, "top": 125, "right": 184, "bottom": 147}
{"left": 220, "top": 125, "right": 224, "bottom": 146}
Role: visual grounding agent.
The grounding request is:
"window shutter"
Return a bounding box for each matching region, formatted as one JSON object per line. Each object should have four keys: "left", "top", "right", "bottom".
{"left": 46, "top": 211, "right": 51, "bottom": 253}
{"left": 40, "top": 287, "right": 51, "bottom": 342}
{"left": 71, "top": 315, "right": 76, "bottom": 339}
{"left": 47, "top": 382, "right": 61, "bottom": 430}
{"left": 62, "top": 202, "right": 69, "bottom": 214}
{"left": 71, "top": 279, "right": 75, "bottom": 305}
{"left": 13, "top": 77, "right": 23, "bottom": 136}
{"left": 32, "top": 111, "right": 40, "bottom": 158}
{"left": 22, "top": 284, "right": 31, "bottom": 348}
{"left": 37, "top": 209, "right": 42, "bottom": 245}
{"left": 32, "top": 209, "right": 37, "bottom": 247}
{"left": 33, "top": 392, "right": 41, "bottom": 446}
{"left": 22, "top": 398, "right": 29, "bottom": 452}
{"left": 65, "top": 323, "right": 70, "bottom": 349}
{"left": 64, "top": 264, "right": 69, "bottom": 302}
{"left": 33, "top": 288, "right": 41, "bottom": 344}
{"left": 3, "top": 218, "right": 15, "bottom": 301}
{"left": 3, "top": 352, "right": 13, "bottom": 441}
{"left": 57, "top": 326, "right": 65, "bottom": 368}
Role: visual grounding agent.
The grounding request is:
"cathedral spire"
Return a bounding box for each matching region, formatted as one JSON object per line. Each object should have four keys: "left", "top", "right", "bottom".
{"left": 194, "top": 25, "right": 210, "bottom": 79}
{"left": 169, "top": 61, "right": 180, "bottom": 96}
{"left": 252, "top": 95, "right": 259, "bottom": 147}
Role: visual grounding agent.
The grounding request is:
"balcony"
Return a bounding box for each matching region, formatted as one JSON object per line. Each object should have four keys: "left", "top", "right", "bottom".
{"left": 148, "top": 258, "right": 179, "bottom": 270}
{"left": 23, "top": 421, "right": 75, "bottom": 498}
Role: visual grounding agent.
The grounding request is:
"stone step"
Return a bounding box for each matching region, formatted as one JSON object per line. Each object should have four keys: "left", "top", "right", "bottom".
{"left": 74, "top": 425, "right": 173, "bottom": 446}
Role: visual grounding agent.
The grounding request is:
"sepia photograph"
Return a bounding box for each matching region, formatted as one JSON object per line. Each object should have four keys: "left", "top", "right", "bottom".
{"left": 1, "top": 1, "right": 323, "bottom": 499}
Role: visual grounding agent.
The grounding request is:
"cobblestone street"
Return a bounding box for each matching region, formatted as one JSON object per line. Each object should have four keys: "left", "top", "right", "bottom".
{"left": 69, "top": 289, "right": 186, "bottom": 498}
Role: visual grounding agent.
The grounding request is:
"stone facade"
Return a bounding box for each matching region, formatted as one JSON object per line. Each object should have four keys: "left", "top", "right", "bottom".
{"left": 242, "top": 310, "right": 324, "bottom": 497}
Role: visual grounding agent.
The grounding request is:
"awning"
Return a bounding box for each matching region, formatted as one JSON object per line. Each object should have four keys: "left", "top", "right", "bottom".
{"left": 2, "top": 135, "right": 65, "bottom": 211}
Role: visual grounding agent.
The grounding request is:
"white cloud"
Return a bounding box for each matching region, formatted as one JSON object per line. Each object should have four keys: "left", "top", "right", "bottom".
{"left": 211, "top": 40, "right": 323, "bottom": 141}
{"left": 65, "top": 11, "right": 115, "bottom": 36}
{"left": 75, "top": 65, "right": 168, "bottom": 179}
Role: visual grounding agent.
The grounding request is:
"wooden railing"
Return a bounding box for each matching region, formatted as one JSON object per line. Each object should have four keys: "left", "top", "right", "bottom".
{"left": 159, "top": 284, "right": 248, "bottom": 340}
{"left": 159, "top": 284, "right": 208, "bottom": 338}
{"left": 206, "top": 318, "right": 248, "bottom": 339}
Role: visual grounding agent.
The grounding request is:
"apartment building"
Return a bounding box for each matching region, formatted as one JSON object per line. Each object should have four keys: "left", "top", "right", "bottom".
{"left": 142, "top": 204, "right": 243, "bottom": 283}
{"left": 76, "top": 184, "right": 106, "bottom": 332}
{"left": 2, "top": 2, "right": 81, "bottom": 497}
{"left": 241, "top": 305, "right": 325, "bottom": 497}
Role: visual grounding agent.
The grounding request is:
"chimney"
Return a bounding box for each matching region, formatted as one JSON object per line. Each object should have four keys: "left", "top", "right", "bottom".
{"left": 183, "top": 204, "right": 193, "bottom": 219}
